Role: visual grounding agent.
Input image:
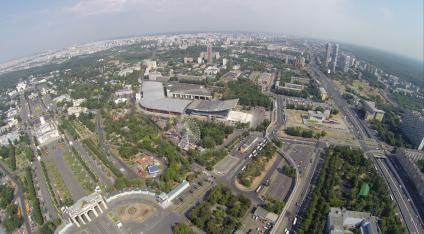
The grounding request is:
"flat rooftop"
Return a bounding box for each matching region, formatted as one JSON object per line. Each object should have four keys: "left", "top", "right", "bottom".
{"left": 227, "top": 111, "right": 253, "bottom": 124}
{"left": 327, "top": 207, "right": 379, "bottom": 234}
{"left": 364, "top": 101, "right": 384, "bottom": 113}
{"left": 165, "top": 82, "right": 211, "bottom": 96}
{"left": 187, "top": 99, "right": 238, "bottom": 112}
{"left": 140, "top": 81, "right": 192, "bottom": 114}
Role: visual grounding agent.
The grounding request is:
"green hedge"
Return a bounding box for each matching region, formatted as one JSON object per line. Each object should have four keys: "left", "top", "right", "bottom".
{"left": 70, "top": 146, "right": 98, "bottom": 182}
{"left": 83, "top": 139, "right": 123, "bottom": 178}
{"left": 25, "top": 168, "right": 44, "bottom": 225}
{"left": 40, "top": 161, "right": 59, "bottom": 207}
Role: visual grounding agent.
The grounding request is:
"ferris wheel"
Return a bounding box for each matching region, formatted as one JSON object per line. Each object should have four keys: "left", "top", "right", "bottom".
{"left": 176, "top": 116, "right": 201, "bottom": 145}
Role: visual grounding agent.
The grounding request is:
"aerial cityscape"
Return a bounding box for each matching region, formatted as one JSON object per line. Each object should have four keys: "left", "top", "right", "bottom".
{"left": 0, "top": 1, "right": 423, "bottom": 234}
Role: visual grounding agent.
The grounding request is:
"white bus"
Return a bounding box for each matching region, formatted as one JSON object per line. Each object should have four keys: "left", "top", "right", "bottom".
{"left": 292, "top": 217, "right": 298, "bottom": 226}
{"left": 256, "top": 185, "right": 262, "bottom": 193}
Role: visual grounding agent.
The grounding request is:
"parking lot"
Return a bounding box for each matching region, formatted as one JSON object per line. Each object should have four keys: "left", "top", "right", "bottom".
{"left": 241, "top": 207, "right": 274, "bottom": 234}
{"left": 260, "top": 158, "right": 293, "bottom": 202}
{"left": 280, "top": 143, "right": 322, "bottom": 231}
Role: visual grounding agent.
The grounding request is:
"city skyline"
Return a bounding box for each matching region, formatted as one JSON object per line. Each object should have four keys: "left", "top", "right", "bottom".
{"left": 0, "top": 30, "right": 423, "bottom": 234}
{"left": 0, "top": 0, "right": 423, "bottom": 63}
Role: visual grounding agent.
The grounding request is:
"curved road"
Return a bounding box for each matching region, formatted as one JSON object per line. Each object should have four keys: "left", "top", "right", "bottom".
{"left": 269, "top": 147, "right": 299, "bottom": 234}
{"left": 0, "top": 161, "right": 32, "bottom": 234}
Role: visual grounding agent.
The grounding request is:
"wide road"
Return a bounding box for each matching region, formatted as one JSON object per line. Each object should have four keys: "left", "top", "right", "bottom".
{"left": 269, "top": 146, "right": 299, "bottom": 234}
{"left": 308, "top": 64, "right": 368, "bottom": 141}
{"left": 375, "top": 158, "right": 422, "bottom": 234}
{"left": 273, "top": 141, "right": 325, "bottom": 233}
{"left": 214, "top": 136, "right": 284, "bottom": 205}
{"left": 20, "top": 94, "right": 59, "bottom": 221}
{"left": 265, "top": 94, "right": 301, "bottom": 234}
{"left": 309, "top": 56, "right": 423, "bottom": 233}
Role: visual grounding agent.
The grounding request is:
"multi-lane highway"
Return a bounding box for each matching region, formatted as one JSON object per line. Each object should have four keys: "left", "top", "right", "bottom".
{"left": 309, "top": 57, "right": 423, "bottom": 233}
{"left": 374, "top": 157, "right": 423, "bottom": 234}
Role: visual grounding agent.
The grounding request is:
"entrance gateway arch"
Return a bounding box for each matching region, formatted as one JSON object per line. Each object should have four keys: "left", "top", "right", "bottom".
{"left": 63, "top": 192, "right": 108, "bottom": 227}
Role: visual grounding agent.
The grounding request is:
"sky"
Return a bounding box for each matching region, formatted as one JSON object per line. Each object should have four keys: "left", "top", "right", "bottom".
{"left": 0, "top": 0, "right": 423, "bottom": 63}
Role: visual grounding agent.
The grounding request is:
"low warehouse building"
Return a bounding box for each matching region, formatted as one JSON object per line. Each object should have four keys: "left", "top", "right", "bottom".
{"left": 362, "top": 101, "right": 384, "bottom": 122}
{"left": 326, "top": 207, "right": 379, "bottom": 234}
{"left": 158, "top": 180, "right": 190, "bottom": 207}
{"left": 165, "top": 82, "right": 212, "bottom": 100}
{"left": 254, "top": 207, "right": 278, "bottom": 223}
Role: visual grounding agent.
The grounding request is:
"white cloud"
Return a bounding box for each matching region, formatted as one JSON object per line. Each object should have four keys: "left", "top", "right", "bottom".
{"left": 65, "top": 0, "right": 130, "bottom": 16}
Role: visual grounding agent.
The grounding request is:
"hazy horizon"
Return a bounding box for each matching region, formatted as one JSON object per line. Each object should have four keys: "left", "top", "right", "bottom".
{"left": 1, "top": 31, "right": 424, "bottom": 66}
{"left": 0, "top": 0, "right": 422, "bottom": 64}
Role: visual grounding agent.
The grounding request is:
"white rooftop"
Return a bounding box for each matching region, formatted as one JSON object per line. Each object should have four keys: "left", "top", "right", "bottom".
{"left": 227, "top": 111, "right": 253, "bottom": 124}
{"left": 140, "top": 81, "right": 192, "bottom": 114}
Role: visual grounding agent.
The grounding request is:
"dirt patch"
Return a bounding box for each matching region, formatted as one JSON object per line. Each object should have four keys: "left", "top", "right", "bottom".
{"left": 285, "top": 109, "right": 308, "bottom": 128}
{"left": 109, "top": 203, "right": 156, "bottom": 223}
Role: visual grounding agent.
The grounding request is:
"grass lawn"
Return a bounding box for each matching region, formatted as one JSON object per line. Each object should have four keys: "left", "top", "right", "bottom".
{"left": 63, "top": 152, "right": 96, "bottom": 193}
{"left": 46, "top": 158, "right": 73, "bottom": 205}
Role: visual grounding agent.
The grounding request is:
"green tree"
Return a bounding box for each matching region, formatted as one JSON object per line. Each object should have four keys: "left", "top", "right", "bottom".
{"left": 0, "top": 185, "right": 14, "bottom": 209}
{"left": 202, "top": 136, "right": 216, "bottom": 148}
{"left": 174, "top": 223, "right": 195, "bottom": 234}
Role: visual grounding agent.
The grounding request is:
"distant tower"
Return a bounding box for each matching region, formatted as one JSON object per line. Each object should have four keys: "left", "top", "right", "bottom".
{"left": 207, "top": 45, "right": 213, "bottom": 64}
{"left": 331, "top": 44, "right": 339, "bottom": 72}
{"left": 284, "top": 55, "right": 289, "bottom": 64}
{"left": 342, "top": 55, "right": 351, "bottom": 73}
{"left": 325, "top": 43, "right": 332, "bottom": 67}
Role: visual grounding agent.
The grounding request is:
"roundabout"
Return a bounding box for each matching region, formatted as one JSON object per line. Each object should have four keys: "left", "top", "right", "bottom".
{"left": 58, "top": 190, "right": 185, "bottom": 234}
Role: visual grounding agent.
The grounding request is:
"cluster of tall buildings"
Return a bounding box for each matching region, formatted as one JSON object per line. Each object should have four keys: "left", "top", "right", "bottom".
{"left": 324, "top": 43, "right": 356, "bottom": 73}
{"left": 325, "top": 43, "right": 339, "bottom": 73}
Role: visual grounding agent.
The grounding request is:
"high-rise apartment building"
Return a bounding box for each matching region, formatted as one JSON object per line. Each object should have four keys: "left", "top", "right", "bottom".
{"left": 342, "top": 55, "right": 351, "bottom": 73}
{"left": 325, "top": 43, "right": 332, "bottom": 67}
{"left": 401, "top": 111, "right": 424, "bottom": 150}
{"left": 207, "top": 45, "right": 213, "bottom": 64}
{"left": 331, "top": 44, "right": 339, "bottom": 72}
